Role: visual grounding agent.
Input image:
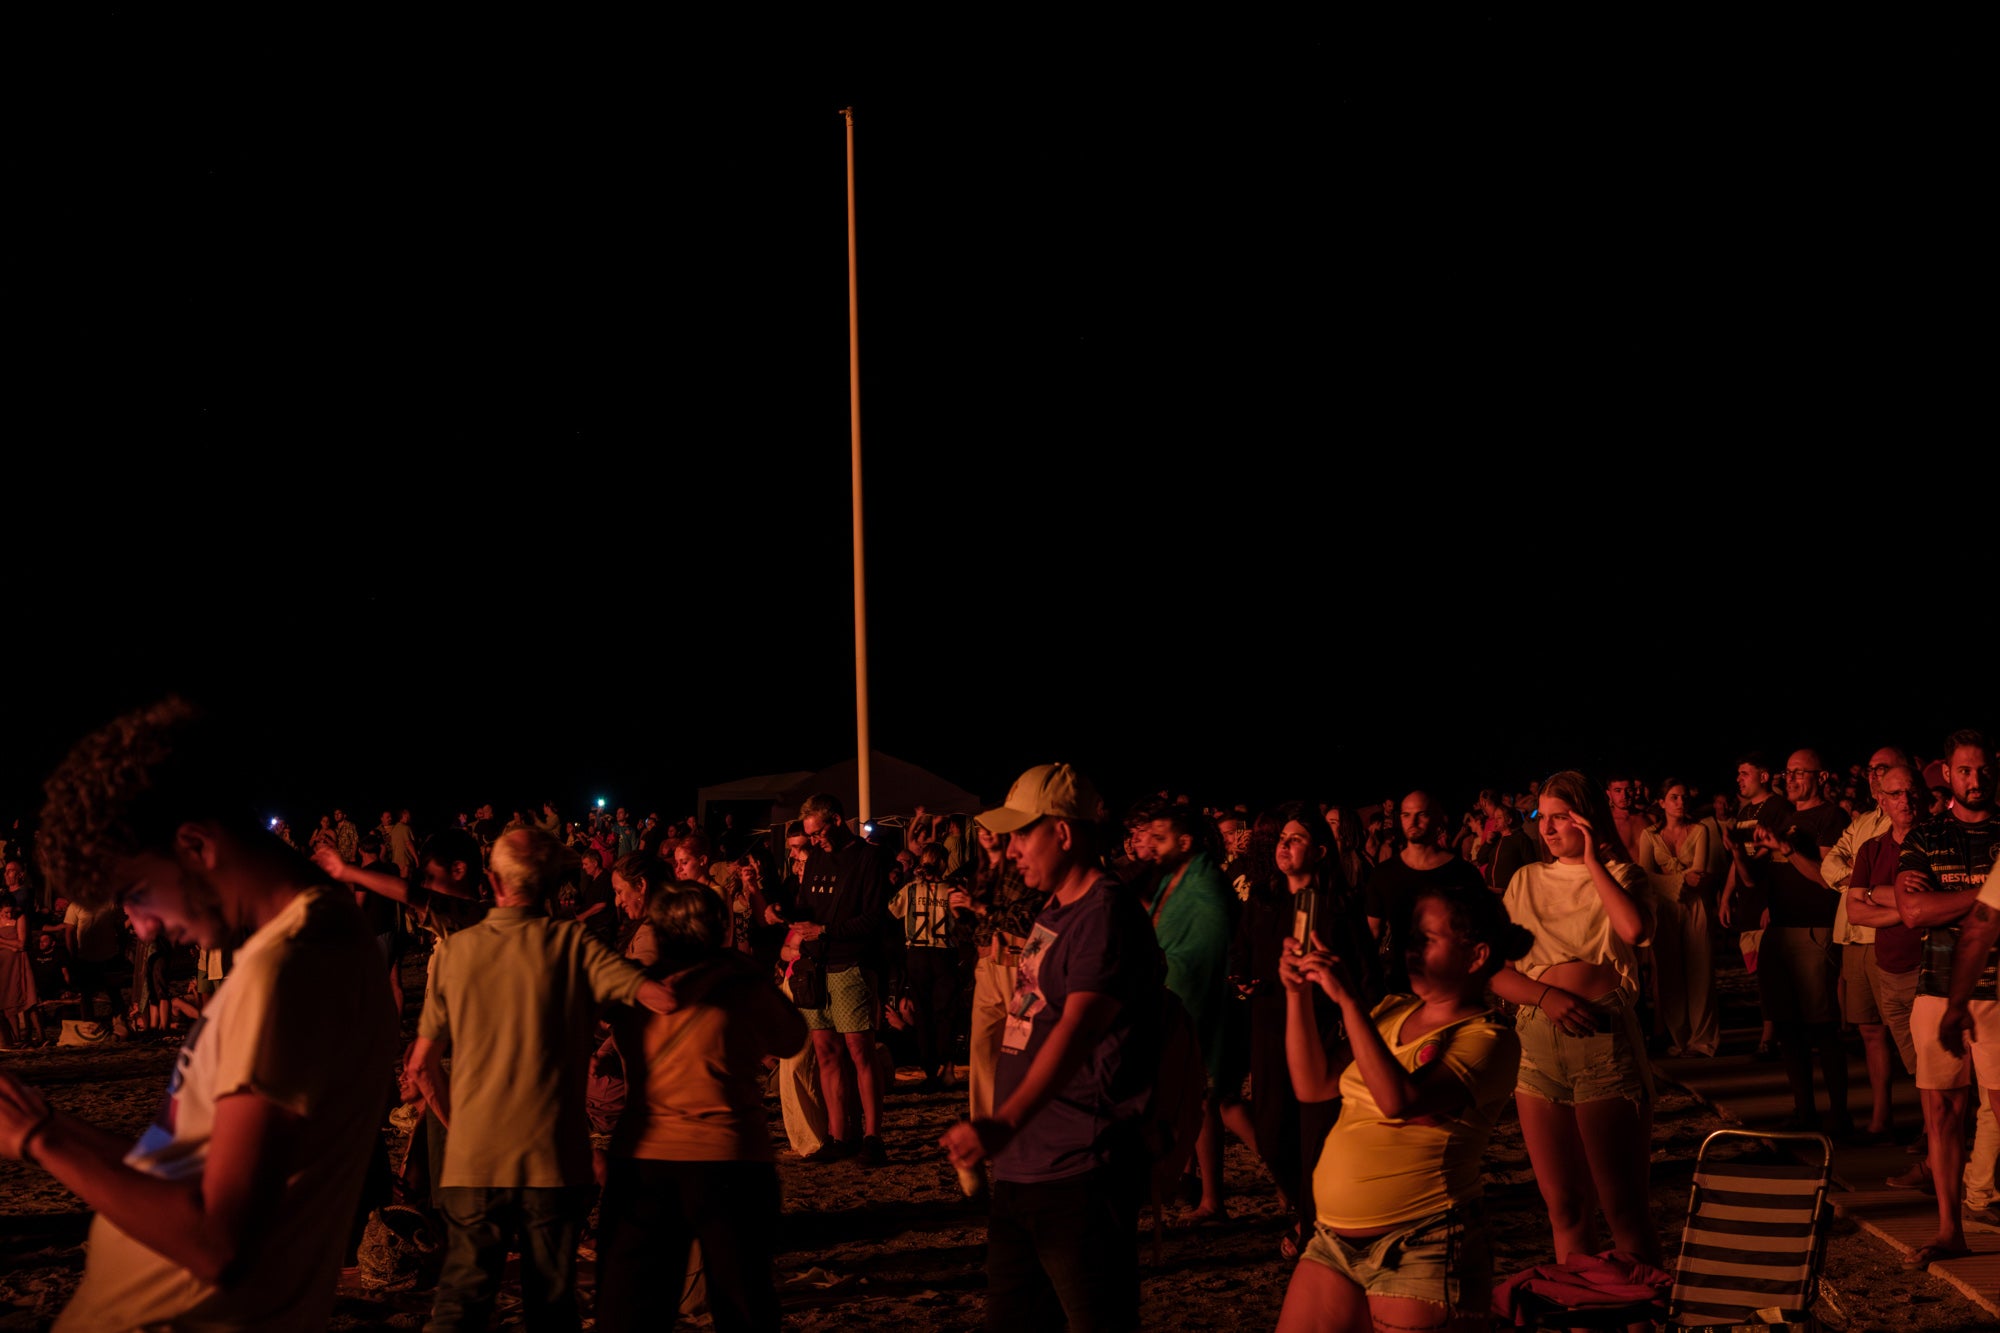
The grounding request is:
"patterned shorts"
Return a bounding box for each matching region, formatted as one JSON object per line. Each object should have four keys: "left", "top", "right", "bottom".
{"left": 800, "top": 966, "right": 878, "bottom": 1034}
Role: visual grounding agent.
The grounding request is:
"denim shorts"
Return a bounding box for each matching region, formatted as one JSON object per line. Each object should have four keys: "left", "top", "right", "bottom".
{"left": 1516, "top": 989, "right": 1653, "bottom": 1106}
{"left": 1301, "top": 1199, "right": 1489, "bottom": 1313}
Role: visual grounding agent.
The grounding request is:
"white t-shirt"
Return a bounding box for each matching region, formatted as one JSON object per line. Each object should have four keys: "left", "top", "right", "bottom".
{"left": 64, "top": 900, "right": 125, "bottom": 962}
{"left": 55, "top": 886, "right": 398, "bottom": 1333}
{"left": 1502, "top": 859, "right": 1653, "bottom": 998}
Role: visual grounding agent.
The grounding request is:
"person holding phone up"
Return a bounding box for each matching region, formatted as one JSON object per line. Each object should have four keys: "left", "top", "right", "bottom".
{"left": 1274, "top": 881, "right": 1530, "bottom": 1332}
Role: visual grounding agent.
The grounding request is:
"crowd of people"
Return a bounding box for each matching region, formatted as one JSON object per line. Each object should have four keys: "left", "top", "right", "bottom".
{"left": 0, "top": 699, "right": 1995, "bottom": 1332}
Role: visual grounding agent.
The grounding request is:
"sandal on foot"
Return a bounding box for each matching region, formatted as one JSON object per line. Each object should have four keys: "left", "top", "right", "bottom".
{"left": 1904, "top": 1242, "right": 1969, "bottom": 1269}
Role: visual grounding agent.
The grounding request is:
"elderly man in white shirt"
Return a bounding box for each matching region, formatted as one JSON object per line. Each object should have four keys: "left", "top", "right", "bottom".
{"left": 1823, "top": 747, "right": 1909, "bottom": 1141}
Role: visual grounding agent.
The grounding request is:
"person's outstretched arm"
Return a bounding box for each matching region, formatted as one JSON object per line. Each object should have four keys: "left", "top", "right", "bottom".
{"left": 314, "top": 847, "right": 413, "bottom": 904}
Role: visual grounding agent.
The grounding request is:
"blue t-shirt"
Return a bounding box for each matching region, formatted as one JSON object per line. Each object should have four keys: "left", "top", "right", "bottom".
{"left": 994, "top": 874, "right": 1163, "bottom": 1185}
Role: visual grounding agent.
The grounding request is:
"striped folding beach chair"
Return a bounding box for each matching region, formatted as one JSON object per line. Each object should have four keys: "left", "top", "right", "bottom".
{"left": 1501, "top": 1128, "right": 1833, "bottom": 1330}
{"left": 1664, "top": 1129, "right": 1833, "bottom": 1329}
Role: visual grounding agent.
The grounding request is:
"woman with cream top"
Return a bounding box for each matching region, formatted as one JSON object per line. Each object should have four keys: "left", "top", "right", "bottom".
{"left": 1491, "top": 770, "right": 1661, "bottom": 1268}
{"left": 1635, "top": 778, "right": 1719, "bottom": 1057}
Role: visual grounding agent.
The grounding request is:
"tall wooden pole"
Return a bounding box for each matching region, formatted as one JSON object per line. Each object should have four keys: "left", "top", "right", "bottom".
{"left": 843, "top": 106, "right": 871, "bottom": 824}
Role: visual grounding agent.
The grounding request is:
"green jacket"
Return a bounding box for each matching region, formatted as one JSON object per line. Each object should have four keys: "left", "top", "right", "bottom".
{"left": 1147, "top": 851, "right": 1233, "bottom": 1082}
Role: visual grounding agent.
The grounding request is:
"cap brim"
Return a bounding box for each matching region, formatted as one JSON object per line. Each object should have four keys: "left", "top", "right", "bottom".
{"left": 976, "top": 805, "right": 1038, "bottom": 834}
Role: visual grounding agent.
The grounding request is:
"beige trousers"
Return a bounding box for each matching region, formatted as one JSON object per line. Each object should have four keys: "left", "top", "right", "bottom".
{"left": 969, "top": 954, "right": 1017, "bottom": 1123}
{"left": 778, "top": 979, "right": 828, "bottom": 1156}
{"left": 1647, "top": 873, "right": 1718, "bottom": 1057}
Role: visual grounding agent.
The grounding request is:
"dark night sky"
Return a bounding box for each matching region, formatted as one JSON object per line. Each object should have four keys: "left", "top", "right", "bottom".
{"left": 9, "top": 16, "right": 1983, "bottom": 835}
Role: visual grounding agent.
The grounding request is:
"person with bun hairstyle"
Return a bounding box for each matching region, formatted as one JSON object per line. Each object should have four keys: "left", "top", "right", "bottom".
{"left": 1275, "top": 882, "right": 1531, "bottom": 1331}
{"left": 1490, "top": 769, "right": 1660, "bottom": 1269}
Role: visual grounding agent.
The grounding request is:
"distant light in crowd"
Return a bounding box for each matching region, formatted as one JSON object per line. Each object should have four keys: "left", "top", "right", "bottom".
{"left": 596, "top": 797, "right": 606, "bottom": 808}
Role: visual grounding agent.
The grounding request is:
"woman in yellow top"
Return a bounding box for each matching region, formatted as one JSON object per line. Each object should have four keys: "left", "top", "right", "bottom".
{"left": 1491, "top": 770, "right": 1660, "bottom": 1269}
{"left": 1276, "top": 880, "right": 1530, "bottom": 1331}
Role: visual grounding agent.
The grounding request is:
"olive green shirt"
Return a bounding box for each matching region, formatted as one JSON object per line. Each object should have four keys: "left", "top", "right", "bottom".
{"left": 419, "top": 905, "right": 645, "bottom": 1187}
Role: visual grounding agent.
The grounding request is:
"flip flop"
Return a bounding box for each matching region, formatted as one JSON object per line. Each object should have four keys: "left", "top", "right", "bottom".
{"left": 1904, "top": 1242, "right": 1969, "bottom": 1269}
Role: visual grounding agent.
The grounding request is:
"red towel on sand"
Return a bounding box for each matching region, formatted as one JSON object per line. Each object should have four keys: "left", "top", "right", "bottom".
{"left": 1492, "top": 1249, "right": 1673, "bottom": 1325}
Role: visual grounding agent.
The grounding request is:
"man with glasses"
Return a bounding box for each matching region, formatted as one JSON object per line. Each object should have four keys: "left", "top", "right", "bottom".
{"left": 1739, "top": 748, "right": 1854, "bottom": 1135}
{"left": 792, "top": 793, "right": 892, "bottom": 1165}
{"left": 1821, "top": 747, "right": 1911, "bottom": 1143}
{"left": 1850, "top": 765, "right": 1934, "bottom": 1177}
{"left": 1895, "top": 730, "right": 2000, "bottom": 1261}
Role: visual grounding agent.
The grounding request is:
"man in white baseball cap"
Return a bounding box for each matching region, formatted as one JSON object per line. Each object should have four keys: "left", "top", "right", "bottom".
{"left": 942, "top": 762, "right": 1161, "bottom": 1331}
{"left": 971, "top": 763, "right": 1105, "bottom": 835}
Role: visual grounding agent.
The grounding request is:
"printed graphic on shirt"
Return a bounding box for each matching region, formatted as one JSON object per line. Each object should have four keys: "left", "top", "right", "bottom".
{"left": 1002, "top": 922, "right": 1057, "bottom": 1053}
{"left": 1414, "top": 1038, "right": 1443, "bottom": 1068}
{"left": 135, "top": 1011, "right": 209, "bottom": 1153}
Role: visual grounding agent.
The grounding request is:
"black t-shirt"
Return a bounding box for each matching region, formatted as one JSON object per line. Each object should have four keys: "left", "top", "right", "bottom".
{"left": 1732, "top": 797, "right": 1772, "bottom": 848}
{"left": 573, "top": 870, "right": 618, "bottom": 946}
{"left": 797, "top": 830, "right": 891, "bottom": 971}
{"left": 355, "top": 867, "right": 399, "bottom": 937}
{"left": 1364, "top": 854, "right": 1489, "bottom": 993}
{"left": 1762, "top": 801, "right": 1847, "bottom": 928}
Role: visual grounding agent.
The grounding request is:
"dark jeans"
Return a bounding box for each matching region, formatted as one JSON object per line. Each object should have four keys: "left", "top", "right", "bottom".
{"left": 427, "top": 1184, "right": 593, "bottom": 1333}
{"left": 596, "top": 1157, "right": 782, "bottom": 1333}
{"left": 905, "top": 946, "right": 962, "bottom": 1077}
{"left": 987, "top": 1165, "right": 1141, "bottom": 1332}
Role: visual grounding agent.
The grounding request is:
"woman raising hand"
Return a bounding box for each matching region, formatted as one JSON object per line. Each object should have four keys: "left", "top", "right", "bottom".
{"left": 1275, "top": 883, "right": 1530, "bottom": 1332}
{"left": 1490, "top": 770, "right": 1659, "bottom": 1270}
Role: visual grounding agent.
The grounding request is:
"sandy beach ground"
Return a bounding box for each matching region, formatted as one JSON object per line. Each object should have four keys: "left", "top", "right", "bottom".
{"left": 2, "top": 1039, "right": 1995, "bottom": 1331}
{"left": 3, "top": 950, "right": 1995, "bottom": 1330}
